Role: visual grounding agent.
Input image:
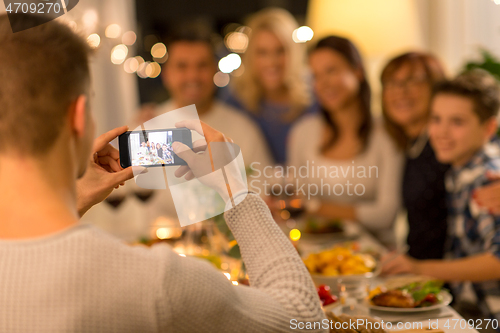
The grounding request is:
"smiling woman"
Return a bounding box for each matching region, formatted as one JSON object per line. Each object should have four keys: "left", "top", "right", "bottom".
{"left": 224, "top": 7, "right": 315, "bottom": 164}
{"left": 287, "top": 35, "right": 404, "bottom": 248}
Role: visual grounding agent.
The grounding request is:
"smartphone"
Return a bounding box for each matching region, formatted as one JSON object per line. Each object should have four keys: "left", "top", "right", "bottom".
{"left": 119, "top": 128, "right": 192, "bottom": 168}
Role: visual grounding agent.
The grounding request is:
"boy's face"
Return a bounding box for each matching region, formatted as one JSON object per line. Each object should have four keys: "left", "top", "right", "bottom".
{"left": 429, "top": 93, "right": 492, "bottom": 167}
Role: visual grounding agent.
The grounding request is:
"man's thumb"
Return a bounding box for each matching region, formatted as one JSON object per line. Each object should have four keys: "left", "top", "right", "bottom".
{"left": 110, "top": 167, "right": 143, "bottom": 187}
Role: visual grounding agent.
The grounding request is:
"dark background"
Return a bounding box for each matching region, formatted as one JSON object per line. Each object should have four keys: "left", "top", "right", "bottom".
{"left": 134, "top": 0, "right": 309, "bottom": 104}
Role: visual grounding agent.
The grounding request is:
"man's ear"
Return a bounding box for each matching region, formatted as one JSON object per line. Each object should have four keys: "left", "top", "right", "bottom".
{"left": 70, "top": 95, "right": 87, "bottom": 138}
{"left": 484, "top": 116, "right": 498, "bottom": 141}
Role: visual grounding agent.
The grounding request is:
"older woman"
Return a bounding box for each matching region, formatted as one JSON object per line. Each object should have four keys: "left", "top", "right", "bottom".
{"left": 381, "top": 52, "right": 448, "bottom": 259}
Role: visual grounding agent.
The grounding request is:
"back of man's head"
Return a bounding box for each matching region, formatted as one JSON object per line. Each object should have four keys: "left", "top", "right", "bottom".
{"left": 0, "top": 14, "right": 91, "bottom": 156}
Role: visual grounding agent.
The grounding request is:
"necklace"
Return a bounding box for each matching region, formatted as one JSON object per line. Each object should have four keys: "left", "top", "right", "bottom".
{"left": 406, "top": 130, "right": 428, "bottom": 159}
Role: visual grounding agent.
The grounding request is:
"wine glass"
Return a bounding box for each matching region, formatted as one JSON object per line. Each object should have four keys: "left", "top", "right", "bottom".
{"left": 105, "top": 185, "right": 128, "bottom": 209}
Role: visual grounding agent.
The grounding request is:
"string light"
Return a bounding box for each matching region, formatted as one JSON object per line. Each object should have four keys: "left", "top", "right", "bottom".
{"left": 156, "top": 228, "right": 169, "bottom": 239}
{"left": 137, "top": 61, "right": 149, "bottom": 79}
{"left": 225, "top": 32, "right": 249, "bottom": 53}
{"left": 213, "top": 71, "right": 230, "bottom": 87}
{"left": 292, "top": 26, "right": 314, "bottom": 43}
{"left": 151, "top": 42, "right": 167, "bottom": 58}
{"left": 82, "top": 9, "right": 98, "bottom": 31}
{"left": 105, "top": 24, "right": 121, "bottom": 38}
{"left": 123, "top": 57, "right": 139, "bottom": 73}
{"left": 122, "top": 31, "right": 137, "bottom": 45}
{"left": 231, "top": 64, "right": 245, "bottom": 77}
{"left": 110, "top": 44, "right": 128, "bottom": 65}
{"left": 218, "top": 53, "right": 241, "bottom": 74}
{"left": 87, "top": 33, "right": 100, "bottom": 49}
{"left": 289, "top": 228, "right": 301, "bottom": 241}
{"left": 145, "top": 62, "right": 162, "bottom": 78}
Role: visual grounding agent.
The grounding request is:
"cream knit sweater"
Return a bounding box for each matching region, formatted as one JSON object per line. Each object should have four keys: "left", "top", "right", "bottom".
{"left": 0, "top": 193, "right": 326, "bottom": 332}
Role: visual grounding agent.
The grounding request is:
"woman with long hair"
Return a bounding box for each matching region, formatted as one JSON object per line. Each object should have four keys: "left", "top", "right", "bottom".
{"left": 225, "top": 8, "right": 316, "bottom": 164}
{"left": 288, "top": 36, "right": 403, "bottom": 247}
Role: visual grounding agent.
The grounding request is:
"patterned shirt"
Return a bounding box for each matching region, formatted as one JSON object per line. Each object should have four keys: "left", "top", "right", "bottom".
{"left": 445, "top": 144, "right": 500, "bottom": 320}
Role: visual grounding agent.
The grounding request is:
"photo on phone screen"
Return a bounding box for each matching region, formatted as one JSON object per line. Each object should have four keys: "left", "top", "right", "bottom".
{"left": 119, "top": 128, "right": 192, "bottom": 168}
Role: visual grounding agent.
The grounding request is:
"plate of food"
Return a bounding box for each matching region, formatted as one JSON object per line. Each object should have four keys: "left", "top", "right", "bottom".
{"left": 367, "top": 277, "right": 452, "bottom": 312}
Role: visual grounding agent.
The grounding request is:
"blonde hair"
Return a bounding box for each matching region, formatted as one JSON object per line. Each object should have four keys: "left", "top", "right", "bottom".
{"left": 232, "top": 8, "right": 311, "bottom": 121}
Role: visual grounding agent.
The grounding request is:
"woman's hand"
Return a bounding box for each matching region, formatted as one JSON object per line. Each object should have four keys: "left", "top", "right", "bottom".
{"left": 76, "top": 126, "right": 145, "bottom": 217}
{"left": 473, "top": 171, "right": 500, "bottom": 215}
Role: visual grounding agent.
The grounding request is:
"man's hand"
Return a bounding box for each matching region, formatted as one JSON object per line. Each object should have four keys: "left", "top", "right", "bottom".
{"left": 76, "top": 126, "right": 144, "bottom": 217}
{"left": 172, "top": 120, "right": 247, "bottom": 203}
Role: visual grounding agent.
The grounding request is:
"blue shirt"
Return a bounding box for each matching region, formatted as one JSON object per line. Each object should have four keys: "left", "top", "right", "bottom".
{"left": 221, "top": 90, "right": 318, "bottom": 164}
{"left": 445, "top": 144, "right": 500, "bottom": 319}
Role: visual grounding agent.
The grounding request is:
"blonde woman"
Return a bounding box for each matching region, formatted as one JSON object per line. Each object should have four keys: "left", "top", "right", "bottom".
{"left": 224, "top": 8, "right": 317, "bottom": 164}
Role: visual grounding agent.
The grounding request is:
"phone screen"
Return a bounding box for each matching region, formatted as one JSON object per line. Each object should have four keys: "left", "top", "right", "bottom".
{"left": 119, "top": 128, "right": 192, "bottom": 168}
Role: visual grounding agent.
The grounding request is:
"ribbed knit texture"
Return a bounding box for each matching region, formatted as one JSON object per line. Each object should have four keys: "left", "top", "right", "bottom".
{"left": 0, "top": 193, "right": 326, "bottom": 332}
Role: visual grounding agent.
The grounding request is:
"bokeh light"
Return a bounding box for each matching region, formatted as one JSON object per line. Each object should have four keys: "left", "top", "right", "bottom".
{"left": 87, "top": 33, "right": 100, "bottom": 49}
{"left": 151, "top": 42, "right": 167, "bottom": 58}
{"left": 289, "top": 228, "right": 301, "bottom": 241}
{"left": 146, "top": 62, "right": 162, "bottom": 78}
{"left": 110, "top": 44, "right": 128, "bottom": 65}
{"left": 292, "top": 26, "right": 314, "bottom": 43}
{"left": 122, "top": 31, "right": 137, "bottom": 45}
{"left": 218, "top": 53, "right": 241, "bottom": 74}
{"left": 123, "top": 57, "right": 139, "bottom": 73}
{"left": 156, "top": 228, "right": 169, "bottom": 240}
{"left": 225, "top": 32, "right": 249, "bottom": 53}
{"left": 231, "top": 64, "right": 245, "bottom": 77}
{"left": 213, "top": 71, "right": 230, "bottom": 87}
{"left": 82, "top": 9, "right": 98, "bottom": 31}
{"left": 105, "top": 24, "right": 122, "bottom": 38}
{"left": 137, "top": 61, "right": 149, "bottom": 79}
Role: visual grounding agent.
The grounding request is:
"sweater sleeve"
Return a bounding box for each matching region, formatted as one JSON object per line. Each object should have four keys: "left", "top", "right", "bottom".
{"left": 356, "top": 127, "right": 404, "bottom": 230}
{"left": 155, "top": 193, "right": 327, "bottom": 333}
